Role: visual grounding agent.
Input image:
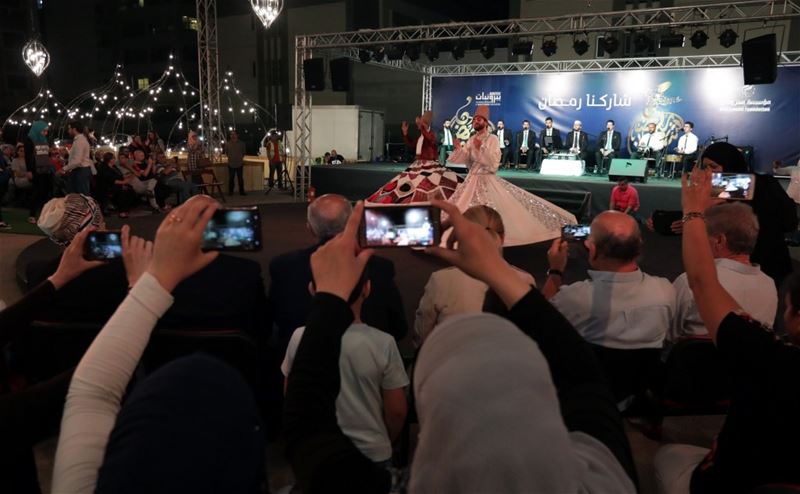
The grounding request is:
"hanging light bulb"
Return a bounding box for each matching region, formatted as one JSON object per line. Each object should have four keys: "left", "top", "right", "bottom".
{"left": 22, "top": 39, "right": 50, "bottom": 77}
{"left": 250, "top": 0, "right": 283, "bottom": 29}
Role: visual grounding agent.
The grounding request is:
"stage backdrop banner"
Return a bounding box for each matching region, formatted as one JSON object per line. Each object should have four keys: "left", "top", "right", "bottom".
{"left": 431, "top": 66, "right": 800, "bottom": 171}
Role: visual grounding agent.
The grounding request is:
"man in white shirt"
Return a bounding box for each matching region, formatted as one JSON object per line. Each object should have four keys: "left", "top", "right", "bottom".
{"left": 675, "top": 121, "right": 699, "bottom": 174}
{"left": 438, "top": 119, "right": 455, "bottom": 165}
{"left": 543, "top": 211, "right": 675, "bottom": 350}
{"left": 514, "top": 119, "right": 535, "bottom": 171}
{"left": 669, "top": 203, "right": 777, "bottom": 348}
{"left": 494, "top": 119, "right": 513, "bottom": 169}
{"left": 633, "top": 122, "right": 666, "bottom": 159}
{"left": 62, "top": 121, "right": 94, "bottom": 195}
{"left": 281, "top": 269, "right": 409, "bottom": 464}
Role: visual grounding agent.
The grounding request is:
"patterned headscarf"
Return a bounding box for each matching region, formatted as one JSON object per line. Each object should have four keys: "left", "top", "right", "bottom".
{"left": 37, "top": 194, "right": 105, "bottom": 246}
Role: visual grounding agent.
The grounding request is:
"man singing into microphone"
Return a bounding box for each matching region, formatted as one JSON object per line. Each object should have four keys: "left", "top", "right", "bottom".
{"left": 594, "top": 119, "right": 621, "bottom": 175}
{"left": 674, "top": 121, "right": 699, "bottom": 175}
{"left": 566, "top": 120, "right": 589, "bottom": 163}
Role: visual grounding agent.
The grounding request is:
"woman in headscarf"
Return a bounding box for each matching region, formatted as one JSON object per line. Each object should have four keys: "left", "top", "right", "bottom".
{"left": 284, "top": 200, "right": 637, "bottom": 493}
{"left": 24, "top": 120, "right": 55, "bottom": 224}
{"left": 700, "top": 142, "right": 797, "bottom": 286}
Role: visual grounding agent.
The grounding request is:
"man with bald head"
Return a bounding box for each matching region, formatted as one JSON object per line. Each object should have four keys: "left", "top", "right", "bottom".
{"left": 268, "top": 194, "right": 407, "bottom": 351}
{"left": 542, "top": 211, "right": 675, "bottom": 352}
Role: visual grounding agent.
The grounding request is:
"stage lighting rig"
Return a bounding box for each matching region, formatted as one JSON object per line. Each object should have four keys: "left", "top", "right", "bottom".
{"left": 451, "top": 41, "right": 466, "bottom": 60}
{"left": 601, "top": 34, "right": 620, "bottom": 55}
{"left": 511, "top": 41, "right": 533, "bottom": 56}
{"left": 690, "top": 30, "right": 709, "bottom": 49}
{"left": 719, "top": 28, "right": 738, "bottom": 48}
{"left": 572, "top": 34, "right": 589, "bottom": 56}
{"left": 424, "top": 42, "right": 439, "bottom": 62}
{"left": 541, "top": 37, "right": 558, "bottom": 57}
{"left": 406, "top": 43, "right": 421, "bottom": 61}
{"left": 659, "top": 33, "right": 685, "bottom": 49}
{"left": 386, "top": 44, "right": 404, "bottom": 61}
{"left": 480, "top": 40, "right": 495, "bottom": 59}
{"left": 634, "top": 32, "right": 652, "bottom": 53}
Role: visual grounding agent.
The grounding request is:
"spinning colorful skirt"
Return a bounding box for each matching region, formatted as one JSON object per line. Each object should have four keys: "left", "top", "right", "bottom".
{"left": 366, "top": 160, "right": 463, "bottom": 204}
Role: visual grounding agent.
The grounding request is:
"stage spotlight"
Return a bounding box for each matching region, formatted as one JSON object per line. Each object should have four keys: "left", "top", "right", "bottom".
{"left": 690, "top": 30, "right": 709, "bottom": 49}
{"left": 480, "top": 40, "right": 495, "bottom": 59}
{"left": 406, "top": 43, "right": 421, "bottom": 61}
{"left": 601, "top": 34, "right": 620, "bottom": 55}
{"left": 358, "top": 49, "right": 371, "bottom": 64}
{"left": 372, "top": 47, "right": 386, "bottom": 62}
{"left": 386, "top": 44, "right": 404, "bottom": 61}
{"left": 451, "top": 41, "right": 466, "bottom": 60}
{"left": 659, "top": 33, "right": 685, "bottom": 49}
{"left": 634, "top": 32, "right": 652, "bottom": 52}
{"left": 719, "top": 28, "right": 738, "bottom": 48}
{"left": 572, "top": 34, "right": 589, "bottom": 55}
{"left": 424, "top": 42, "right": 439, "bottom": 62}
{"left": 541, "top": 37, "right": 557, "bottom": 57}
{"left": 511, "top": 41, "right": 533, "bottom": 56}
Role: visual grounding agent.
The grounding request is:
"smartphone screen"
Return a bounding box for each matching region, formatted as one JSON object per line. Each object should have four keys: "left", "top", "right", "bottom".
{"left": 362, "top": 204, "right": 440, "bottom": 248}
{"left": 711, "top": 173, "right": 755, "bottom": 200}
{"left": 202, "top": 207, "right": 262, "bottom": 251}
{"left": 85, "top": 231, "right": 123, "bottom": 261}
{"left": 561, "top": 224, "right": 591, "bottom": 241}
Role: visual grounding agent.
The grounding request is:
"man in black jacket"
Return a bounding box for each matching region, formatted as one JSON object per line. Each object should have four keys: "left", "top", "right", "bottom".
{"left": 535, "top": 117, "right": 563, "bottom": 170}
{"left": 514, "top": 120, "right": 536, "bottom": 171}
{"left": 565, "top": 120, "right": 589, "bottom": 163}
{"left": 268, "top": 194, "right": 407, "bottom": 352}
{"left": 595, "top": 119, "right": 622, "bottom": 175}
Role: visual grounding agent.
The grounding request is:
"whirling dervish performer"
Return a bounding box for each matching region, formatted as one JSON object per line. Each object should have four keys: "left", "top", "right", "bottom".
{"left": 446, "top": 105, "right": 576, "bottom": 246}
{"left": 367, "top": 110, "right": 463, "bottom": 204}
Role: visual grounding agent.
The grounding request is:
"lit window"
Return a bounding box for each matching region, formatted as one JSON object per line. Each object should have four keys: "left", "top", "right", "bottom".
{"left": 137, "top": 77, "right": 149, "bottom": 89}
{"left": 182, "top": 16, "right": 199, "bottom": 31}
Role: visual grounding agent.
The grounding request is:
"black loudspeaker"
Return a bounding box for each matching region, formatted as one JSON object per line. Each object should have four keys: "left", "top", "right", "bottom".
{"left": 742, "top": 34, "right": 777, "bottom": 85}
{"left": 303, "top": 58, "right": 325, "bottom": 91}
{"left": 329, "top": 57, "right": 350, "bottom": 92}
{"left": 276, "top": 103, "right": 292, "bottom": 131}
{"left": 609, "top": 158, "right": 648, "bottom": 183}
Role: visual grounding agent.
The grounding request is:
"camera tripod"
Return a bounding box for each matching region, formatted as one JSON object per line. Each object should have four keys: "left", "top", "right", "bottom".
{"left": 264, "top": 163, "right": 294, "bottom": 195}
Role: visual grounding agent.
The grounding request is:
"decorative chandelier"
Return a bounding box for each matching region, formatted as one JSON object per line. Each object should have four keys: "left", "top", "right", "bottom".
{"left": 22, "top": 39, "right": 50, "bottom": 77}
{"left": 250, "top": 0, "right": 283, "bottom": 29}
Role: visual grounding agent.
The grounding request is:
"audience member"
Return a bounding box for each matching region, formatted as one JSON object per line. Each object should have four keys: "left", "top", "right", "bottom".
{"left": 0, "top": 227, "right": 103, "bottom": 493}
{"left": 186, "top": 131, "right": 207, "bottom": 185}
{"left": 544, "top": 211, "right": 675, "bottom": 350}
{"left": 0, "top": 146, "right": 10, "bottom": 229}
{"left": 10, "top": 144, "right": 32, "bottom": 192}
{"left": 125, "top": 149, "right": 162, "bottom": 212}
{"left": 156, "top": 155, "right": 196, "bottom": 204}
{"left": 52, "top": 196, "right": 265, "bottom": 493}
{"left": 283, "top": 200, "right": 636, "bottom": 492}
{"left": 144, "top": 130, "right": 165, "bottom": 157}
{"left": 268, "top": 194, "right": 407, "bottom": 350}
{"left": 24, "top": 121, "right": 55, "bottom": 224}
{"left": 128, "top": 134, "right": 148, "bottom": 156}
{"left": 414, "top": 205, "right": 534, "bottom": 347}
{"left": 281, "top": 265, "right": 408, "bottom": 464}
{"left": 655, "top": 166, "right": 800, "bottom": 493}
{"left": 95, "top": 152, "right": 136, "bottom": 218}
{"left": 609, "top": 178, "right": 640, "bottom": 216}
{"left": 670, "top": 202, "right": 777, "bottom": 347}
{"left": 226, "top": 130, "right": 247, "bottom": 196}
{"left": 61, "top": 121, "right": 93, "bottom": 195}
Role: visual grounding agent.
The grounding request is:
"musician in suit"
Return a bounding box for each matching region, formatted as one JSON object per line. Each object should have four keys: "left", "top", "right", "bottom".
{"left": 268, "top": 194, "right": 407, "bottom": 354}
{"left": 594, "top": 119, "right": 622, "bottom": 175}
{"left": 438, "top": 119, "right": 455, "bottom": 164}
{"left": 514, "top": 120, "right": 536, "bottom": 171}
{"left": 565, "top": 120, "right": 589, "bottom": 162}
{"left": 535, "top": 116, "right": 563, "bottom": 170}
{"left": 494, "top": 119, "right": 513, "bottom": 168}
{"left": 674, "top": 121, "right": 699, "bottom": 174}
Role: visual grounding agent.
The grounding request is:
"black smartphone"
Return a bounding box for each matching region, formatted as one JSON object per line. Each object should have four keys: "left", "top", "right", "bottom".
{"left": 561, "top": 224, "right": 591, "bottom": 241}
{"left": 361, "top": 204, "right": 441, "bottom": 248}
{"left": 202, "top": 206, "right": 262, "bottom": 251}
{"left": 652, "top": 210, "right": 683, "bottom": 236}
{"left": 84, "top": 230, "right": 123, "bottom": 261}
{"left": 711, "top": 173, "right": 755, "bottom": 200}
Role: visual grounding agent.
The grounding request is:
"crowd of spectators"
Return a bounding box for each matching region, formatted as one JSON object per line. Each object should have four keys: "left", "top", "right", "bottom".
{"left": 1, "top": 140, "right": 800, "bottom": 494}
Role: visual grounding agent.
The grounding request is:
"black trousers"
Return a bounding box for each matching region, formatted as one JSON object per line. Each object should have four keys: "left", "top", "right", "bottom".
{"left": 500, "top": 147, "right": 512, "bottom": 168}
{"left": 515, "top": 150, "right": 534, "bottom": 170}
{"left": 268, "top": 161, "right": 283, "bottom": 188}
{"left": 595, "top": 150, "right": 618, "bottom": 174}
{"left": 679, "top": 152, "right": 698, "bottom": 174}
{"left": 535, "top": 147, "right": 555, "bottom": 169}
{"left": 228, "top": 166, "right": 245, "bottom": 194}
{"left": 30, "top": 173, "right": 53, "bottom": 218}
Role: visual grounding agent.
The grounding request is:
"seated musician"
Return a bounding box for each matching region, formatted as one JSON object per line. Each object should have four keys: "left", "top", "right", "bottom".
{"left": 514, "top": 119, "right": 535, "bottom": 171}
{"left": 534, "top": 117, "right": 562, "bottom": 170}
{"left": 632, "top": 122, "right": 665, "bottom": 160}
{"left": 594, "top": 119, "right": 621, "bottom": 175}
{"left": 565, "top": 120, "right": 589, "bottom": 163}
{"left": 674, "top": 121, "right": 699, "bottom": 174}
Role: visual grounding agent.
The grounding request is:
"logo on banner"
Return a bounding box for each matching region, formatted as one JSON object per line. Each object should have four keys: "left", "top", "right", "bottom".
{"left": 719, "top": 85, "right": 772, "bottom": 113}
{"left": 475, "top": 91, "right": 502, "bottom": 106}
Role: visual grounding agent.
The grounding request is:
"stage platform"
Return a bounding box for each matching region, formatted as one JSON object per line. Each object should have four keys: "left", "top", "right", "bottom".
{"left": 310, "top": 163, "right": 682, "bottom": 218}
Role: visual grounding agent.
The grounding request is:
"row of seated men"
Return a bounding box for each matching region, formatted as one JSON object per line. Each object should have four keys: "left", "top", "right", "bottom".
{"left": 438, "top": 117, "right": 700, "bottom": 175}
{"left": 2, "top": 185, "right": 798, "bottom": 492}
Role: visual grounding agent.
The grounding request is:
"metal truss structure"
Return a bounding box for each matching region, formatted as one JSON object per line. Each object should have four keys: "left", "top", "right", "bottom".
{"left": 197, "top": 0, "right": 223, "bottom": 157}
{"left": 293, "top": 37, "right": 312, "bottom": 201}
{"left": 302, "top": 0, "right": 800, "bottom": 48}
